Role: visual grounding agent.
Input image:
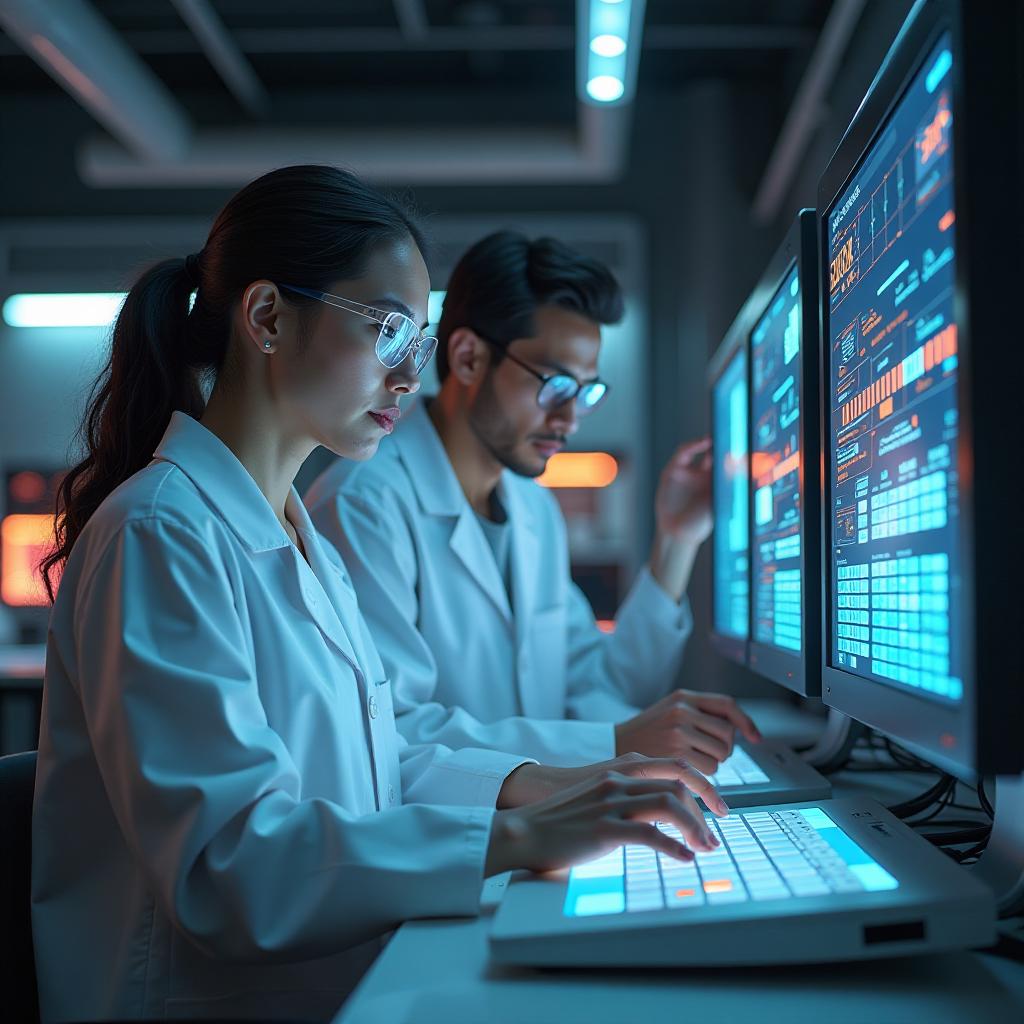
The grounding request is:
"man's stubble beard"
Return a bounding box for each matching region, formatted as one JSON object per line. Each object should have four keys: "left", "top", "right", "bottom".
{"left": 467, "top": 370, "right": 543, "bottom": 479}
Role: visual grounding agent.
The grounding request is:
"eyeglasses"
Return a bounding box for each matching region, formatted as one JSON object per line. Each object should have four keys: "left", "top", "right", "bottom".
{"left": 280, "top": 284, "right": 437, "bottom": 373}
{"left": 482, "top": 338, "right": 609, "bottom": 415}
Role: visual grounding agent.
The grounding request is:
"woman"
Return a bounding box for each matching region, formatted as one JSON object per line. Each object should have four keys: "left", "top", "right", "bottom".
{"left": 32, "top": 165, "right": 727, "bottom": 1022}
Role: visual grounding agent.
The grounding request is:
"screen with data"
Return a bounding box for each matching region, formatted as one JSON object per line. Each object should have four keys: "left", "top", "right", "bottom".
{"left": 751, "top": 265, "right": 803, "bottom": 655}
{"left": 712, "top": 347, "right": 749, "bottom": 642}
{"left": 826, "top": 34, "right": 961, "bottom": 704}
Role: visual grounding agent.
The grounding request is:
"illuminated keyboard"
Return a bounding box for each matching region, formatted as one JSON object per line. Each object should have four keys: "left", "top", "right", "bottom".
{"left": 564, "top": 807, "right": 898, "bottom": 918}
{"left": 707, "top": 746, "right": 770, "bottom": 787}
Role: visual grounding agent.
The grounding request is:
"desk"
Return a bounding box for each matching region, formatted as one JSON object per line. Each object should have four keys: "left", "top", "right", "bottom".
{"left": 336, "top": 749, "right": 1024, "bottom": 1022}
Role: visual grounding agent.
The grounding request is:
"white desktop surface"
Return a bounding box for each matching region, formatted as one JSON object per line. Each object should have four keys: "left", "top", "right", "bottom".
{"left": 336, "top": 912, "right": 1023, "bottom": 1024}
{"left": 335, "top": 728, "right": 1024, "bottom": 1024}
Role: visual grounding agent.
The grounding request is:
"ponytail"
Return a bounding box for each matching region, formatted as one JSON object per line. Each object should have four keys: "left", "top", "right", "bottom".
{"left": 42, "top": 258, "right": 198, "bottom": 601}
{"left": 42, "top": 164, "right": 424, "bottom": 602}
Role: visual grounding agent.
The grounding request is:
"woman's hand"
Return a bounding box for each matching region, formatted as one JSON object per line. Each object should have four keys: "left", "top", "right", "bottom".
{"left": 485, "top": 768, "right": 721, "bottom": 877}
{"left": 497, "top": 751, "right": 729, "bottom": 815}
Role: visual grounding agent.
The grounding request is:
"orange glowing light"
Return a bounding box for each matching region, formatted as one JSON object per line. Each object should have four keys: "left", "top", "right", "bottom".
{"left": 750, "top": 451, "right": 777, "bottom": 482}
{"left": 1, "top": 514, "right": 56, "bottom": 606}
{"left": 920, "top": 104, "right": 952, "bottom": 164}
{"left": 938, "top": 210, "right": 955, "bottom": 232}
{"left": 771, "top": 450, "right": 800, "bottom": 484}
{"left": 537, "top": 452, "right": 618, "bottom": 489}
{"left": 703, "top": 879, "right": 733, "bottom": 894}
{"left": 9, "top": 471, "right": 47, "bottom": 504}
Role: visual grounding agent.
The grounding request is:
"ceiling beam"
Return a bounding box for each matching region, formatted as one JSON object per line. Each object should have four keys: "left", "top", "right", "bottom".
{"left": 0, "top": 24, "right": 814, "bottom": 58}
{"left": 0, "top": 0, "right": 190, "bottom": 162}
{"left": 751, "top": 0, "right": 867, "bottom": 225}
{"left": 393, "top": 0, "right": 429, "bottom": 41}
{"left": 78, "top": 103, "right": 632, "bottom": 188}
{"left": 169, "top": 0, "right": 269, "bottom": 117}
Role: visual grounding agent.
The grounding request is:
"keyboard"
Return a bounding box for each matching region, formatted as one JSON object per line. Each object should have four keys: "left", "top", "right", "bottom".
{"left": 564, "top": 807, "right": 899, "bottom": 918}
{"left": 707, "top": 746, "right": 770, "bottom": 788}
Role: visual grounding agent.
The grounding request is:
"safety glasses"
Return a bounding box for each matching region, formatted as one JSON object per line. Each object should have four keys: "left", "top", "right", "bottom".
{"left": 280, "top": 284, "right": 437, "bottom": 373}
{"left": 482, "top": 338, "right": 609, "bottom": 415}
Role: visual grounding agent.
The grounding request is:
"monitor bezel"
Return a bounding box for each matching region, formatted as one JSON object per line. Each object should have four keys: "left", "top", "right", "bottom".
{"left": 707, "top": 314, "right": 751, "bottom": 667}
{"left": 745, "top": 210, "right": 822, "bottom": 698}
{"left": 817, "top": 0, "right": 1023, "bottom": 776}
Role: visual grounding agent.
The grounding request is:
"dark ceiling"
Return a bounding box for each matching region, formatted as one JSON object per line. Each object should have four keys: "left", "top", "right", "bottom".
{"left": 0, "top": 1, "right": 831, "bottom": 127}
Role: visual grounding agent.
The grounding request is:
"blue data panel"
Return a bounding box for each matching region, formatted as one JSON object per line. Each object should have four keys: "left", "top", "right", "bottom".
{"left": 713, "top": 348, "right": 749, "bottom": 641}
{"left": 751, "top": 265, "right": 803, "bottom": 654}
{"left": 826, "top": 34, "right": 962, "bottom": 704}
{"left": 796, "top": 807, "right": 898, "bottom": 891}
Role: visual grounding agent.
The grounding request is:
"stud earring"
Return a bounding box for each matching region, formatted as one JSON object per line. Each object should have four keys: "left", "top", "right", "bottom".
{"left": 263, "top": 339, "right": 272, "bottom": 350}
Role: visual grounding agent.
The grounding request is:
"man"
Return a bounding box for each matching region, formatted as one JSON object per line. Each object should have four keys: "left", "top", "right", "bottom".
{"left": 306, "top": 231, "right": 760, "bottom": 770}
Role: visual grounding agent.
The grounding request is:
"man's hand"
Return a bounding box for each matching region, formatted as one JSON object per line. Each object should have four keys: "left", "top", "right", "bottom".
{"left": 654, "top": 437, "right": 713, "bottom": 545}
{"left": 648, "top": 437, "right": 713, "bottom": 600}
{"left": 614, "top": 689, "right": 763, "bottom": 775}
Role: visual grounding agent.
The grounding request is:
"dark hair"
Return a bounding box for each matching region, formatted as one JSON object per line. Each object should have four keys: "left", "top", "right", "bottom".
{"left": 42, "top": 164, "right": 425, "bottom": 601}
{"left": 435, "top": 230, "right": 624, "bottom": 382}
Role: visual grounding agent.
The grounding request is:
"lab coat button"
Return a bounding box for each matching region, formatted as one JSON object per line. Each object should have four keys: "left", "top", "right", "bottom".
{"left": 388, "top": 784, "right": 396, "bottom": 804}
{"left": 368, "top": 695, "right": 379, "bottom": 720}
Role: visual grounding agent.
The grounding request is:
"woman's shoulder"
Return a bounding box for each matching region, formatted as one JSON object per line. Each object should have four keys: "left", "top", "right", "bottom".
{"left": 76, "top": 461, "right": 233, "bottom": 571}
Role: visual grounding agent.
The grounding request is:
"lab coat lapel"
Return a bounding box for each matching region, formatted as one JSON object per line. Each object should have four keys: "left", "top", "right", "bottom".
{"left": 394, "top": 400, "right": 512, "bottom": 625}
{"left": 504, "top": 477, "right": 543, "bottom": 715}
{"left": 286, "top": 491, "right": 363, "bottom": 675}
{"left": 448, "top": 510, "right": 513, "bottom": 624}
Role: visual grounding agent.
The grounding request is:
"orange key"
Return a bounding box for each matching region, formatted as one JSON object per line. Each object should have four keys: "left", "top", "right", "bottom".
{"left": 703, "top": 879, "right": 734, "bottom": 894}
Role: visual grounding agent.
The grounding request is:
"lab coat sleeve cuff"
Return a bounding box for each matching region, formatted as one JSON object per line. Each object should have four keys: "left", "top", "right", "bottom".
{"left": 621, "top": 566, "right": 694, "bottom": 636}
{"left": 426, "top": 747, "right": 539, "bottom": 807}
{"left": 457, "top": 804, "right": 500, "bottom": 912}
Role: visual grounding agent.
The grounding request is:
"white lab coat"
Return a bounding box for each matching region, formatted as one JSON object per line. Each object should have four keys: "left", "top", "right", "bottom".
{"left": 305, "top": 398, "right": 693, "bottom": 768}
{"left": 31, "top": 412, "right": 529, "bottom": 1023}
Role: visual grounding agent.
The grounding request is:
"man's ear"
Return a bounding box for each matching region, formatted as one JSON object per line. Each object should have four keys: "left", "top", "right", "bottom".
{"left": 446, "top": 327, "right": 492, "bottom": 386}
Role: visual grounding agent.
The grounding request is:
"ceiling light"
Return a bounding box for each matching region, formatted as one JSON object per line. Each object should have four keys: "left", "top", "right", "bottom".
{"left": 590, "top": 34, "right": 626, "bottom": 58}
{"left": 2, "top": 292, "right": 126, "bottom": 328}
{"left": 586, "top": 75, "right": 625, "bottom": 103}
{"left": 578, "top": 0, "right": 645, "bottom": 107}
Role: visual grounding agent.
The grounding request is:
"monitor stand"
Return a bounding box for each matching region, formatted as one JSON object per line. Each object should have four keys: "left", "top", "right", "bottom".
{"left": 972, "top": 773, "right": 1024, "bottom": 915}
{"left": 800, "top": 708, "right": 865, "bottom": 773}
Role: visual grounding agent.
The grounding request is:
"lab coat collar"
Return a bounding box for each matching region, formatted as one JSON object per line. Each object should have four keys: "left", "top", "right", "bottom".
{"left": 393, "top": 399, "right": 546, "bottom": 630}
{"left": 392, "top": 400, "right": 510, "bottom": 622}
{"left": 154, "top": 414, "right": 365, "bottom": 670}
{"left": 152, "top": 412, "right": 293, "bottom": 554}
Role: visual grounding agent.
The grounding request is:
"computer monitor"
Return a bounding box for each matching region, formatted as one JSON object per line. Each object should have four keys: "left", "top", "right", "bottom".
{"left": 818, "top": 0, "right": 1022, "bottom": 776}
{"left": 1, "top": 468, "right": 61, "bottom": 608}
{"left": 746, "top": 210, "right": 822, "bottom": 697}
{"left": 708, "top": 321, "right": 749, "bottom": 665}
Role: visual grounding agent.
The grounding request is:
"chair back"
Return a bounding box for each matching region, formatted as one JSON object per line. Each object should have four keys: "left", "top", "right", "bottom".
{"left": 0, "top": 750, "right": 40, "bottom": 1024}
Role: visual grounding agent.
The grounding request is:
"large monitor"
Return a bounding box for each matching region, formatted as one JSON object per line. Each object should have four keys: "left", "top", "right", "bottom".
{"left": 746, "top": 210, "right": 822, "bottom": 697}
{"left": 818, "top": 0, "right": 1022, "bottom": 775}
{"left": 708, "top": 320, "right": 749, "bottom": 666}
